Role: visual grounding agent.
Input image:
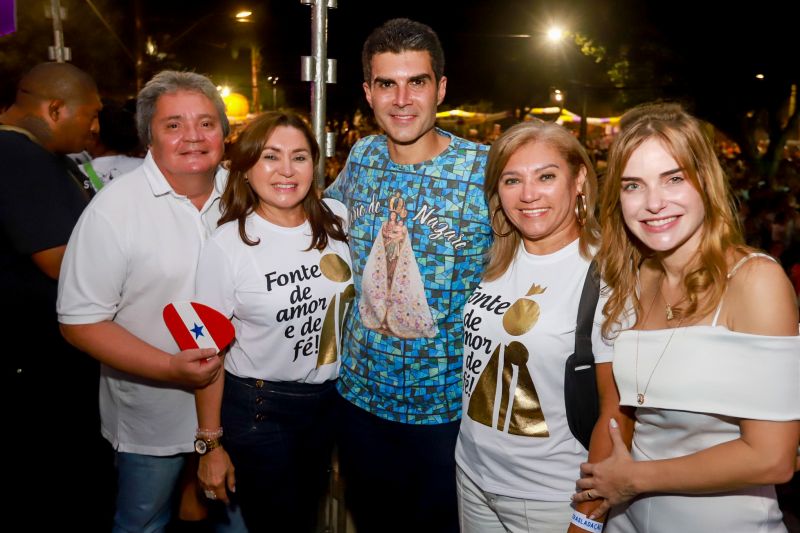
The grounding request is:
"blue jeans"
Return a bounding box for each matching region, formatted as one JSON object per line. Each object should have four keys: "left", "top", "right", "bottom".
{"left": 113, "top": 452, "right": 186, "bottom": 533}
{"left": 221, "top": 372, "right": 337, "bottom": 532}
{"left": 336, "top": 393, "right": 460, "bottom": 533}
{"left": 212, "top": 502, "right": 248, "bottom": 533}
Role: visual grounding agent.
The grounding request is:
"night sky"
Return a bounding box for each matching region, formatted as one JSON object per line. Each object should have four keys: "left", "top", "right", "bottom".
{"left": 140, "top": 0, "right": 800, "bottom": 118}
{"left": 2, "top": 0, "right": 798, "bottom": 122}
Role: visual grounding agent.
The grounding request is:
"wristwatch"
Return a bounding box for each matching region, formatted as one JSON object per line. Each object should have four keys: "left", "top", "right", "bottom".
{"left": 194, "top": 437, "right": 222, "bottom": 455}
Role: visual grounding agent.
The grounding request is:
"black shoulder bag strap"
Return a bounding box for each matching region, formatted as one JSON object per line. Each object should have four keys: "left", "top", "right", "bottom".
{"left": 575, "top": 260, "right": 600, "bottom": 368}
{"left": 564, "top": 259, "right": 601, "bottom": 450}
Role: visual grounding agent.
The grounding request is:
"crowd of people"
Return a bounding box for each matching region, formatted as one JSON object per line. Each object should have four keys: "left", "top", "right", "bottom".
{"left": 324, "top": 112, "right": 800, "bottom": 305}
{"left": 3, "top": 15, "right": 798, "bottom": 533}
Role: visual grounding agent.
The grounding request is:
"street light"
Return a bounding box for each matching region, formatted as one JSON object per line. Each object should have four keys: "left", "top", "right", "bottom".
{"left": 235, "top": 9, "right": 260, "bottom": 113}
{"left": 545, "top": 24, "right": 591, "bottom": 145}
{"left": 267, "top": 76, "right": 279, "bottom": 109}
{"left": 546, "top": 26, "right": 564, "bottom": 43}
{"left": 550, "top": 87, "right": 565, "bottom": 117}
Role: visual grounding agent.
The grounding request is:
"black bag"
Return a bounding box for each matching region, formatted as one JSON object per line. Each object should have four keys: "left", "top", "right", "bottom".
{"left": 564, "top": 260, "right": 600, "bottom": 450}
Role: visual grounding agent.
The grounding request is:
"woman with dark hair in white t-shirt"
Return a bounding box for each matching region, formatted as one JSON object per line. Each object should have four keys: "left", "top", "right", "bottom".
{"left": 456, "top": 120, "right": 633, "bottom": 533}
{"left": 193, "top": 111, "right": 353, "bottom": 532}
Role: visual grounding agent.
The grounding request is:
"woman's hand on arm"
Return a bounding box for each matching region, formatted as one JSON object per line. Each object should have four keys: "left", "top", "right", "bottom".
{"left": 574, "top": 418, "right": 639, "bottom": 518}
{"left": 570, "top": 363, "right": 635, "bottom": 525}
{"left": 575, "top": 417, "right": 800, "bottom": 518}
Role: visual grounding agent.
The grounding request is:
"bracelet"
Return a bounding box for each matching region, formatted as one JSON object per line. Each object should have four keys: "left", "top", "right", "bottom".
{"left": 195, "top": 427, "right": 223, "bottom": 439}
{"left": 571, "top": 511, "right": 603, "bottom": 532}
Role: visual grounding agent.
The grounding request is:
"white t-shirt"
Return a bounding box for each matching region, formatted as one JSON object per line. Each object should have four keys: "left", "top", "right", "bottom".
{"left": 195, "top": 211, "right": 353, "bottom": 383}
{"left": 81, "top": 154, "right": 143, "bottom": 189}
{"left": 57, "top": 152, "right": 226, "bottom": 456}
{"left": 455, "top": 239, "right": 613, "bottom": 501}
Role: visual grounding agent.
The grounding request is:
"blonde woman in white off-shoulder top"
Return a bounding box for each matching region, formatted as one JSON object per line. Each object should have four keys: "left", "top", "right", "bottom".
{"left": 572, "top": 103, "right": 799, "bottom": 533}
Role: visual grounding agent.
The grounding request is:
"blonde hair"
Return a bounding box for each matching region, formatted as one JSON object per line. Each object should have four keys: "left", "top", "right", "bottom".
{"left": 483, "top": 120, "right": 600, "bottom": 281}
{"left": 597, "top": 103, "right": 750, "bottom": 338}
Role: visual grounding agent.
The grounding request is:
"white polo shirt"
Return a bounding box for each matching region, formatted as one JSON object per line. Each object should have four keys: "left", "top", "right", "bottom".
{"left": 57, "top": 152, "right": 226, "bottom": 456}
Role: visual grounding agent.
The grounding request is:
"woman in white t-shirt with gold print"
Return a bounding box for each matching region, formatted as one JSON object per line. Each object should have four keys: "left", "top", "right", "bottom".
{"left": 456, "top": 120, "right": 632, "bottom": 533}
{"left": 193, "top": 112, "right": 352, "bottom": 532}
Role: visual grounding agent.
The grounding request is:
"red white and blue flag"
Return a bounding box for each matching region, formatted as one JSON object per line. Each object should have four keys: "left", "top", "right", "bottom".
{"left": 163, "top": 302, "right": 235, "bottom": 353}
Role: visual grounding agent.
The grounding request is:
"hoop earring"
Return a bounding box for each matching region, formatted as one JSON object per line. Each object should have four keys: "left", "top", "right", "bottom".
{"left": 491, "top": 206, "right": 513, "bottom": 238}
{"left": 575, "top": 193, "right": 587, "bottom": 227}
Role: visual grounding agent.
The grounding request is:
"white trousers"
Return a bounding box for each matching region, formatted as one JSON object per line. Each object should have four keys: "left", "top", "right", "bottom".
{"left": 457, "top": 466, "right": 574, "bottom": 533}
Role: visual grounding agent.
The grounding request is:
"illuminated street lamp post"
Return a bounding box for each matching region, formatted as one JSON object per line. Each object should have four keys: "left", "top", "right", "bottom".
{"left": 550, "top": 87, "right": 565, "bottom": 112}
{"left": 546, "top": 24, "right": 591, "bottom": 145}
{"left": 236, "top": 10, "right": 261, "bottom": 113}
{"left": 250, "top": 44, "right": 261, "bottom": 113}
{"left": 268, "top": 76, "right": 279, "bottom": 109}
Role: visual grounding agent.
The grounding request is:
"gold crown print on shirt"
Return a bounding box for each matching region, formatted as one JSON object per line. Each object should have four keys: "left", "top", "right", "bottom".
{"left": 466, "top": 283, "right": 549, "bottom": 437}
{"left": 317, "top": 253, "right": 354, "bottom": 368}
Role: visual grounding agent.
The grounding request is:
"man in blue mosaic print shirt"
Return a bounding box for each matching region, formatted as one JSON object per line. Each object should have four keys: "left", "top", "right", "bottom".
{"left": 325, "top": 18, "right": 491, "bottom": 533}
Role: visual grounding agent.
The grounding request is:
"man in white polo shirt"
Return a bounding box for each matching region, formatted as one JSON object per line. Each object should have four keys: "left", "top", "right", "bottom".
{"left": 58, "top": 71, "right": 228, "bottom": 532}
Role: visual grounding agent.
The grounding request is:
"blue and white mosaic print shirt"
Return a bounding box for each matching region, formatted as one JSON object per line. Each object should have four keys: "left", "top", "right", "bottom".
{"left": 325, "top": 129, "right": 491, "bottom": 424}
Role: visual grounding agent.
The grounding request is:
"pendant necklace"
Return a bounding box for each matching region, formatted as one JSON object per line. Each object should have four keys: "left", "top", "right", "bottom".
{"left": 658, "top": 275, "right": 686, "bottom": 321}
{"left": 635, "top": 272, "right": 685, "bottom": 405}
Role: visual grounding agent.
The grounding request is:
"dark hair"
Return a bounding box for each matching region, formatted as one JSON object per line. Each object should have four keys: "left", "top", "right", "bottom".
{"left": 137, "top": 70, "right": 230, "bottom": 146}
{"left": 219, "top": 111, "right": 347, "bottom": 251}
{"left": 17, "top": 62, "right": 97, "bottom": 105}
{"left": 362, "top": 18, "right": 445, "bottom": 82}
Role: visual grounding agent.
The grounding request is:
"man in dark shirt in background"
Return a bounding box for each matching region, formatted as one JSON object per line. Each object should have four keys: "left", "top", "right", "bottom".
{"left": 0, "top": 62, "right": 108, "bottom": 529}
